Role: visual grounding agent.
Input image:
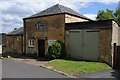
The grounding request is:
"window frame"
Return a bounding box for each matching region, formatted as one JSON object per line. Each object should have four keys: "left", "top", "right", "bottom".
{"left": 36, "top": 21, "right": 46, "bottom": 31}
{"left": 28, "top": 39, "right": 34, "bottom": 47}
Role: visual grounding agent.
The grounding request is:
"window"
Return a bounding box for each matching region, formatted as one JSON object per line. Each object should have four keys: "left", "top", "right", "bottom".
{"left": 36, "top": 21, "right": 46, "bottom": 30}
{"left": 28, "top": 39, "right": 34, "bottom": 47}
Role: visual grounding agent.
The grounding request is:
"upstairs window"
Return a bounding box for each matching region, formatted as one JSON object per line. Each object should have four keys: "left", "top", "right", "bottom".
{"left": 36, "top": 21, "right": 46, "bottom": 30}
{"left": 28, "top": 39, "right": 34, "bottom": 47}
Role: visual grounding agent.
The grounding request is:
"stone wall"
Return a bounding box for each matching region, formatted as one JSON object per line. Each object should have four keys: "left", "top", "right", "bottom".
{"left": 24, "top": 14, "right": 90, "bottom": 56}
{"left": 24, "top": 14, "right": 65, "bottom": 55}
{"left": 99, "top": 29, "right": 112, "bottom": 65}
{"left": 111, "top": 21, "right": 120, "bottom": 67}
{"left": 112, "top": 21, "right": 119, "bottom": 45}
{"left": 6, "top": 35, "right": 23, "bottom": 53}
{"left": 65, "top": 14, "right": 88, "bottom": 23}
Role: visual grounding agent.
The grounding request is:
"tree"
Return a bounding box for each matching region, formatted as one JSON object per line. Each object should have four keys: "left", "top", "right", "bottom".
{"left": 96, "top": 9, "right": 113, "bottom": 20}
{"left": 113, "top": 8, "right": 120, "bottom": 25}
{"left": 96, "top": 8, "right": 120, "bottom": 26}
{"left": 118, "top": 1, "right": 120, "bottom": 8}
{"left": 96, "top": 2, "right": 120, "bottom": 26}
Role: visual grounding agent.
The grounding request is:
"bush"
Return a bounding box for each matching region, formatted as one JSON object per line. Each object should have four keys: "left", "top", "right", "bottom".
{"left": 2, "top": 53, "right": 9, "bottom": 57}
{"left": 2, "top": 52, "right": 23, "bottom": 58}
{"left": 26, "top": 52, "right": 37, "bottom": 59}
{"left": 48, "top": 41, "right": 65, "bottom": 59}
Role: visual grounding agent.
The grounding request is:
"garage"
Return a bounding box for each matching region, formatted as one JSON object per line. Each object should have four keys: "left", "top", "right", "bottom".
{"left": 65, "top": 20, "right": 120, "bottom": 67}
{"left": 68, "top": 29, "right": 99, "bottom": 61}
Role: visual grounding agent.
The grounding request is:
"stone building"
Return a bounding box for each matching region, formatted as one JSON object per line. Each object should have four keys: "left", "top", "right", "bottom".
{"left": 6, "top": 27, "right": 24, "bottom": 53}
{"left": 23, "top": 4, "right": 91, "bottom": 57}
{"left": 65, "top": 20, "right": 120, "bottom": 66}
{"left": 3, "top": 4, "right": 120, "bottom": 67}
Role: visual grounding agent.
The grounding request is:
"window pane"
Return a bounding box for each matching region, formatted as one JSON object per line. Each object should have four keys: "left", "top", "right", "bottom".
{"left": 29, "top": 39, "right": 34, "bottom": 47}
{"left": 36, "top": 21, "right": 46, "bottom": 30}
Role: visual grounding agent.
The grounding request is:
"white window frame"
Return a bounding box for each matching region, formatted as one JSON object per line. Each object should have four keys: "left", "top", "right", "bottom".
{"left": 28, "top": 39, "right": 34, "bottom": 47}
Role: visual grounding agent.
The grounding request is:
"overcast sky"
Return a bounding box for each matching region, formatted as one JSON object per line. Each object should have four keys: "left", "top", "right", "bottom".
{"left": 0, "top": 0, "right": 119, "bottom": 33}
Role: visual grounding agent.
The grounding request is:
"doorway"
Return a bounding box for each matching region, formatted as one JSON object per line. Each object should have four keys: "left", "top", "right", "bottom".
{"left": 38, "top": 39, "right": 45, "bottom": 57}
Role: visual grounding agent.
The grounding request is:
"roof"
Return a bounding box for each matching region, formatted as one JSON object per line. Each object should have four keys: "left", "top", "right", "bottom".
{"left": 7, "top": 27, "right": 23, "bottom": 36}
{"left": 65, "top": 20, "right": 113, "bottom": 30}
{"left": 24, "top": 4, "right": 91, "bottom": 20}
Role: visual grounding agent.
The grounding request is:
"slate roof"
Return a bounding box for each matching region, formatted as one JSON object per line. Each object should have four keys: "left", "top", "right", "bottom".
{"left": 7, "top": 27, "right": 23, "bottom": 36}
{"left": 24, "top": 4, "right": 91, "bottom": 20}
{"left": 65, "top": 20, "right": 113, "bottom": 30}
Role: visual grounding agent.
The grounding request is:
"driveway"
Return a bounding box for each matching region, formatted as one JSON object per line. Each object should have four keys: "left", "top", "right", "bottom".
{"left": 2, "top": 59, "right": 68, "bottom": 78}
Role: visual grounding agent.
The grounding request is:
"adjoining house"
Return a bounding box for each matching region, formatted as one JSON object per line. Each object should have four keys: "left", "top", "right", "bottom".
{"left": 6, "top": 27, "right": 24, "bottom": 53}
{"left": 23, "top": 4, "right": 91, "bottom": 57}
{"left": 65, "top": 20, "right": 120, "bottom": 66}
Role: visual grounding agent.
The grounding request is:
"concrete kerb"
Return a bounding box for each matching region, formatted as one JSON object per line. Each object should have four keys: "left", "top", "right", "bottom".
{"left": 11, "top": 58, "right": 76, "bottom": 78}
{"left": 39, "top": 64, "right": 77, "bottom": 78}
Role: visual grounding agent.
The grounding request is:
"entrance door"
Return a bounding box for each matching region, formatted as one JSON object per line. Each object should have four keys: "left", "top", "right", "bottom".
{"left": 38, "top": 39, "right": 45, "bottom": 57}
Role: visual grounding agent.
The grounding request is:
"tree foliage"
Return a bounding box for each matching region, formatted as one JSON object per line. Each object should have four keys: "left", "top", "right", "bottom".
{"left": 113, "top": 8, "right": 120, "bottom": 25}
{"left": 96, "top": 9, "right": 113, "bottom": 20}
{"left": 96, "top": 8, "right": 120, "bottom": 26}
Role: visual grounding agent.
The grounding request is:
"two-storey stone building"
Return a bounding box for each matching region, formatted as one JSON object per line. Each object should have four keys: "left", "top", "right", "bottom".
{"left": 23, "top": 4, "right": 91, "bottom": 57}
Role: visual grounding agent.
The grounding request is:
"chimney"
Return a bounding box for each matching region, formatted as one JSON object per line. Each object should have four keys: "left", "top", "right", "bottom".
{"left": 14, "top": 28, "right": 17, "bottom": 30}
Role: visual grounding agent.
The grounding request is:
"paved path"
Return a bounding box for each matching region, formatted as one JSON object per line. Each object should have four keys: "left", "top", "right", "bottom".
{"left": 78, "top": 69, "right": 120, "bottom": 79}
{"left": 2, "top": 59, "right": 68, "bottom": 78}
{"left": 11, "top": 58, "right": 49, "bottom": 67}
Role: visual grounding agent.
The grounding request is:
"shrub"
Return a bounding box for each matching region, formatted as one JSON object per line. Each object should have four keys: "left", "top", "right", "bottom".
{"left": 2, "top": 52, "right": 9, "bottom": 57}
{"left": 48, "top": 41, "right": 65, "bottom": 59}
{"left": 26, "top": 52, "right": 37, "bottom": 59}
{"left": 2, "top": 52, "right": 23, "bottom": 58}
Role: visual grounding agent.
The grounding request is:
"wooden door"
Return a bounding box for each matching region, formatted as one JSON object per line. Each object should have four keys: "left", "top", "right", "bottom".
{"left": 38, "top": 39, "right": 45, "bottom": 57}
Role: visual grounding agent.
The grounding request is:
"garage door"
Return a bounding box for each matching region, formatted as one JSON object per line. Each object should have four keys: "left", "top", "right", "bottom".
{"left": 69, "top": 30, "right": 83, "bottom": 59}
{"left": 69, "top": 29, "right": 99, "bottom": 61}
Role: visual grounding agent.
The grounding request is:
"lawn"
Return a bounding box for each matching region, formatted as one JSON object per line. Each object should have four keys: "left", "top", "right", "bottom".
{"left": 44, "top": 59, "right": 111, "bottom": 76}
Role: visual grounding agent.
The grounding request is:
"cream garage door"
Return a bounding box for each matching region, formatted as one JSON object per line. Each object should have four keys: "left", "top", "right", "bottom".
{"left": 69, "top": 30, "right": 83, "bottom": 59}
{"left": 69, "top": 29, "right": 99, "bottom": 61}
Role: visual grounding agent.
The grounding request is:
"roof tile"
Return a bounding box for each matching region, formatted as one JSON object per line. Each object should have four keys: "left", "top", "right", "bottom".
{"left": 7, "top": 27, "right": 23, "bottom": 35}
{"left": 25, "top": 4, "right": 91, "bottom": 20}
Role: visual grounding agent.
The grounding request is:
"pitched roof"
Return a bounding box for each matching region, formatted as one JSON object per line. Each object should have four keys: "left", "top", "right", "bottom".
{"left": 24, "top": 4, "right": 91, "bottom": 20}
{"left": 7, "top": 27, "right": 23, "bottom": 36}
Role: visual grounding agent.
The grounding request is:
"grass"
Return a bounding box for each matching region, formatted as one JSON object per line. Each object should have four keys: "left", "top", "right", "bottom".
{"left": 44, "top": 59, "right": 111, "bottom": 76}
